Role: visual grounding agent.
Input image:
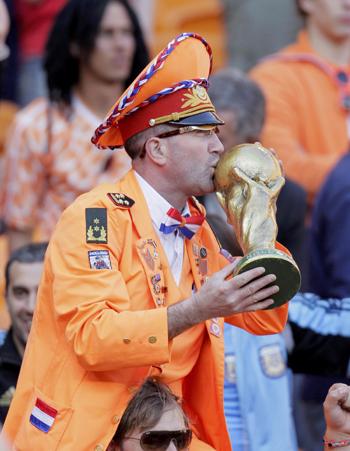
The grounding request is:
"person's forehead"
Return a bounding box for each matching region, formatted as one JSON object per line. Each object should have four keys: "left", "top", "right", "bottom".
{"left": 8, "top": 261, "right": 43, "bottom": 286}
{"left": 99, "top": 1, "right": 132, "bottom": 28}
{"left": 148, "top": 406, "right": 186, "bottom": 431}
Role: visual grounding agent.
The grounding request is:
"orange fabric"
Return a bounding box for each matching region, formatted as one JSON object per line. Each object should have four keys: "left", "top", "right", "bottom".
{"left": 2, "top": 97, "right": 131, "bottom": 240}
{"left": 153, "top": 0, "right": 227, "bottom": 71}
{"left": 0, "top": 101, "right": 17, "bottom": 155}
{"left": 149, "top": 237, "right": 206, "bottom": 397}
{"left": 3, "top": 170, "right": 288, "bottom": 450}
{"left": 250, "top": 31, "right": 349, "bottom": 203}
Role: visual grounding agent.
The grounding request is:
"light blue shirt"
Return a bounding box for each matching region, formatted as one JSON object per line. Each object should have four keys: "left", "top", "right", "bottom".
{"left": 224, "top": 324, "right": 297, "bottom": 451}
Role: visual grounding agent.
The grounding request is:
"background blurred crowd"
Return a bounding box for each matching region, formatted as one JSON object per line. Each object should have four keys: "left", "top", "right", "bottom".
{"left": 0, "top": 1, "right": 349, "bottom": 450}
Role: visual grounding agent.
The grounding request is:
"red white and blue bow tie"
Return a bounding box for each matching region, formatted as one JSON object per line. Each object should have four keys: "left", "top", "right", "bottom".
{"left": 159, "top": 207, "right": 205, "bottom": 239}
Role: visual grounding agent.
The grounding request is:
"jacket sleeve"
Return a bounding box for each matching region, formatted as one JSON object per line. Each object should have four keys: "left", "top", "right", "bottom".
{"left": 225, "top": 303, "right": 288, "bottom": 335}
{"left": 287, "top": 292, "right": 350, "bottom": 377}
{"left": 48, "top": 199, "right": 171, "bottom": 372}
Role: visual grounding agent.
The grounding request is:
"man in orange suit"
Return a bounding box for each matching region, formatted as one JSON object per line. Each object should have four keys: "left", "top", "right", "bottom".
{"left": 250, "top": 0, "right": 350, "bottom": 206}
{"left": 2, "top": 34, "right": 288, "bottom": 450}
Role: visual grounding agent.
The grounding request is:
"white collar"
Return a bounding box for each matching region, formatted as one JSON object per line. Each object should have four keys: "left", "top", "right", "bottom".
{"left": 134, "top": 172, "right": 190, "bottom": 230}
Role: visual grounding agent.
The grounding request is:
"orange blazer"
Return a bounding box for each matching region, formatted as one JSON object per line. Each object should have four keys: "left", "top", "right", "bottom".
{"left": 2, "top": 170, "right": 288, "bottom": 450}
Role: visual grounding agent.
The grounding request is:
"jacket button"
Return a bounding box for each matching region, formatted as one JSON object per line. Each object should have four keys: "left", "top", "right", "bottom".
{"left": 123, "top": 338, "right": 131, "bottom": 344}
{"left": 112, "top": 415, "right": 119, "bottom": 424}
{"left": 148, "top": 336, "right": 157, "bottom": 344}
{"left": 94, "top": 445, "right": 104, "bottom": 451}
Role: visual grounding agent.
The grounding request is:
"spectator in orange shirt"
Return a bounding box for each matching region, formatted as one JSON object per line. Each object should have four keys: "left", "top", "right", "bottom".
{"left": 2, "top": 0, "right": 149, "bottom": 252}
{"left": 250, "top": 0, "right": 350, "bottom": 206}
{"left": 2, "top": 34, "right": 288, "bottom": 451}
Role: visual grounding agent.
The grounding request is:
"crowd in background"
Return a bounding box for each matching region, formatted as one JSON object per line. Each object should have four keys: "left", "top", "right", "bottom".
{"left": 0, "top": 1, "right": 349, "bottom": 450}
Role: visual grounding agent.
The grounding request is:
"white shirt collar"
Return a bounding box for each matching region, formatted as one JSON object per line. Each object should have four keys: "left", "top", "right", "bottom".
{"left": 134, "top": 172, "right": 190, "bottom": 230}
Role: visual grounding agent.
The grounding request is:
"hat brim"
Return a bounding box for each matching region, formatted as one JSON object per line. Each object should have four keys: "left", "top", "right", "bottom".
{"left": 167, "top": 111, "right": 224, "bottom": 126}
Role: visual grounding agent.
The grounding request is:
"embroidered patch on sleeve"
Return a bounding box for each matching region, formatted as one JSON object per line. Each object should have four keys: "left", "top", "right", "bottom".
{"left": 86, "top": 208, "right": 108, "bottom": 243}
{"left": 107, "top": 193, "right": 135, "bottom": 208}
{"left": 88, "top": 250, "right": 112, "bottom": 270}
{"left": 30, "top": 398, "right": 58, "bottom": 433}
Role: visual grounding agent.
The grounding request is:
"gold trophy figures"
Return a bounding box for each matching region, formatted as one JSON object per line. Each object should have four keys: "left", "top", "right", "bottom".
{"left": 214, "top": 142, "right": 301, "bottom": 308}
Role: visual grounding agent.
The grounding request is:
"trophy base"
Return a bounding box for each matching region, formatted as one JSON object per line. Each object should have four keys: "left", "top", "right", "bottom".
{"left": 234, "top": 248, "right": 301, "bottom": 309}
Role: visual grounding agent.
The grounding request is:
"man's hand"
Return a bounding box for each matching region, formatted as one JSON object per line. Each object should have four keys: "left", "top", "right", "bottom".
{"left": 324, "top": 384, "right": 350, "bottom": 448}
{"left": 168, "top": 262, "right": 278, "bottom": 339}
{"left": 193, "top": 262, "right": 277, "bottom": 321}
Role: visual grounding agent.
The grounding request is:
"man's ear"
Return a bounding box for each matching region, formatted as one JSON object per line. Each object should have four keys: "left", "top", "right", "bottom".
{"left": 144, "top": 137, "right": 167, "bottom": 165}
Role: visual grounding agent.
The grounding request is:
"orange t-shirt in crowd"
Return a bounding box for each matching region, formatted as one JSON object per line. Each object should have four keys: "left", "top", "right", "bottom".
{"left": 250, "top": 31, "right": 350, "bottom": 204}
{"left": 2, "top": 95, "right": 131, "bottom": 240}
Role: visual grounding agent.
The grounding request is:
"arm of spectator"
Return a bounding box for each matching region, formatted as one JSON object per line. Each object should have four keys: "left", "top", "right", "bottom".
{"left": 2, "top": 107, "right": 48, "bottom": 249}
{"left": 288, "top": 293, "right": 350, "bottom": 377}
{"left": 250, "top": 65, "right": 340, "bottom": 200}
{"left": 324, "top": 384, "right": 350, "bottom": 450}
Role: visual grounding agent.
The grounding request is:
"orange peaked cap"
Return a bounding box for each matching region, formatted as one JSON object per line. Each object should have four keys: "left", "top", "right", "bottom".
{"left": 92, "top": 33, "right": 220, "bottom": 150}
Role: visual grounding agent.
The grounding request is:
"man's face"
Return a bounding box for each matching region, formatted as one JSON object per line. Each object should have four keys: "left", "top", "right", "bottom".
{"left": 301, "top": 0, "right": 350, "bottom": 40}
{"left": 6, "top": 261, "right": 43, "bottom": 349}
{"left": 82, "top": 1, "right": 136, "bottom": 84}
{"left": 164, "top": 128, "right": 224, "bottom": 197}
{"left": 119, "top": 406, "right": 188, "bottom": 451}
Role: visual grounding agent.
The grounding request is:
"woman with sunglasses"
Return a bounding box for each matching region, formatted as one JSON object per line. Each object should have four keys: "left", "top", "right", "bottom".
{"left": 108, "top": 378, "right": 192, "bottom": 451}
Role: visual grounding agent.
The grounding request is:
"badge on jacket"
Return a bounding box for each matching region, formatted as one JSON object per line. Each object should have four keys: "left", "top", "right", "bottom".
{"left": 86, "top": 208, "right": 108, "bottom": 244}
{"left": 30, "top": 398, "right": 58, "bottom": 433}
{"left": 107, "top": 193, "right": 135, "bottom": 208}
{"left": 88, "top": 250, "right": 112, "bottom": 270}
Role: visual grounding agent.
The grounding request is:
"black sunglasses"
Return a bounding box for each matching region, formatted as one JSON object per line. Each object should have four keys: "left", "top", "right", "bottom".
{"left": 124, "top": 429, "right": 192, "bottom": 450}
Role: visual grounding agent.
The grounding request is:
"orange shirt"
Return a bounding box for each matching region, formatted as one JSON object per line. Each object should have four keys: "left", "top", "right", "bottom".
{"left": 3, "top": 170, "right": 288, "bottom": 451}
{"left": 250, "top": 31, "right": 350, "bottom": 203}
{"left": 2, "top": 96, "right": 131, "bottom": 239}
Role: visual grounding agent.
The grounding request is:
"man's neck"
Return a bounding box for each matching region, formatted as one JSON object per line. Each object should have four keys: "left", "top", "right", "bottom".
{"left": 134, "top": 167, "right": 188, "bottom": 211}
{"left": 75, "top": 73, "right": 124, "bottom": 119}
{"left": 11, "top": 330, "right": 25, "bottom": 358}
{"left": 307, "top": 23, "right": 350, "bottom": 66}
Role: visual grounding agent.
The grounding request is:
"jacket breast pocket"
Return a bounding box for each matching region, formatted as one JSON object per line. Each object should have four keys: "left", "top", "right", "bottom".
{"left": 13, "top": 388, "right": 73, "bottom": 450}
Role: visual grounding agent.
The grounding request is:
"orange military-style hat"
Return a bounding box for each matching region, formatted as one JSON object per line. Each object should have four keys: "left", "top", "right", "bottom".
{"left": 92, "top": 33, "right": 224, "bottom": 150}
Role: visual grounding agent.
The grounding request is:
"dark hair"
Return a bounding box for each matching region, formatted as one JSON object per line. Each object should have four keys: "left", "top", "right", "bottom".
{"left": 44, "top": 0, "right": 149, "bottom": 105}
{"left": 113, "top": 378, "right": 189, "bottom": 445}
{"left": 209, "top": 68, "right": 265, "bottom": 144}
{"left": 5, "top": 242, "right": 48, "bottom": 293}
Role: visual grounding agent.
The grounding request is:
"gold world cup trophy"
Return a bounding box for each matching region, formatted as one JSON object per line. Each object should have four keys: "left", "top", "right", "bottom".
{"left": 214, "top": 142, "right": 301, "bottom": 308}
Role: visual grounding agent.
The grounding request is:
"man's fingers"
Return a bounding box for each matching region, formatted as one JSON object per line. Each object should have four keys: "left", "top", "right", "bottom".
{"left": 324, "top": 384, "right": 350, "bottom": 410}
{"left": 233, "top": 271, "right": 276, "bottom": 292}
{"left": 244, "top": 298, "right": 274, "bottom": 311}
{"left": 230, "top": 266, "right": 267, "bottom": 287}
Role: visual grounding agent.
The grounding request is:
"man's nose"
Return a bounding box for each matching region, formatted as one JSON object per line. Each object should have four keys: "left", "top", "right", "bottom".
{"left": 209, "top": 133, "right": 224, "bottom": 155}
{"left": 166, "top": 439, "right": 178, "bottom": 450}
{"left": 27, "top": 289, "right": 38, "bottom": 313}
